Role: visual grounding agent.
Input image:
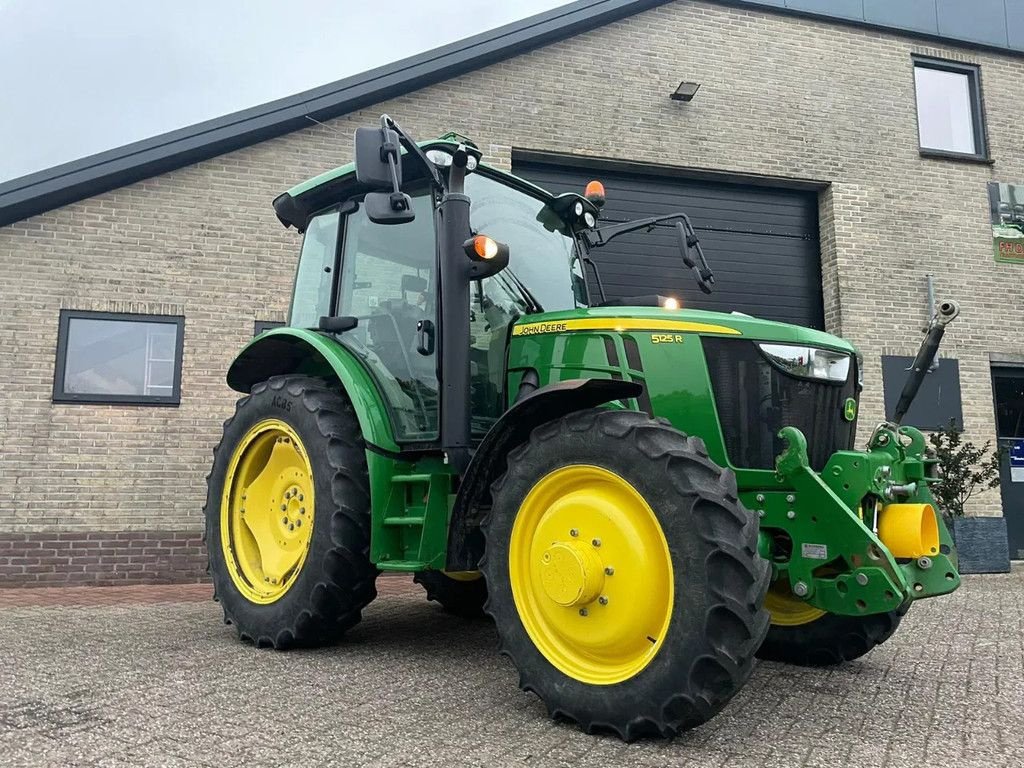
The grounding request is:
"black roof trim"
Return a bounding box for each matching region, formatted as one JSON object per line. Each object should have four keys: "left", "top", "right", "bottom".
{"left": 0, "top": 0, "right": 669, "bottom": 227}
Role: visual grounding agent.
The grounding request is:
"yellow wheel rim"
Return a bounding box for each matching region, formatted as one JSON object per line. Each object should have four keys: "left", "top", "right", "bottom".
{"left": 220, "top": 419, "right": 315, "bottom": 604}
{"left": 764, "top": 580, "right": 826, "bottom": 626}
{"left": 509, "top": 465, "right": 673, "bottom": 685}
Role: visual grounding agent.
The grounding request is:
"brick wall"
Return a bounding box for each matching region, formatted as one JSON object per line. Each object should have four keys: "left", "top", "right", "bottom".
{"left": 1, "top": 0, "right": 1022, "bottom": 584}
{"left": 0, "top": 532, "right": 207, "bottom": 587}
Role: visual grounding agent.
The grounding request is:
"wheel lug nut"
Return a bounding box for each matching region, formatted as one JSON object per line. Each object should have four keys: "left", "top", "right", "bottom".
{"left": 598, "top": 596, "right": 609, "bottom": 606}
{"left": 604, "top": 566, "right": 614, "bottom": 576}
{"left": 299, "top": 508, "right": 305, "bottom": 515}
{"left": 282, "top": 517, "right": 288, "bottom": 524}
{"left": 281, "top": 504, "right": 287, "bottom": 511}
{"left": 289, "top": 524, "right": 295, "bottom": 531}
{"left": 295, "top": 519, "right": 301, "bottom": 527}
{"left": 298, "top": 494, "right": 304, "bottom": 502}
{"left": 591, "top": 539, "right": 601, "bottom": 548}
{"left": 569, "top": 529, "right": 578, "bottom": 537}
{"left": 579, "top": 608, "right": 588, "bottom": 617}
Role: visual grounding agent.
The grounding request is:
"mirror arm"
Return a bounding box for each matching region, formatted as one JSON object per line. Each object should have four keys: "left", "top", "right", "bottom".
{"left": 585, "top": 212, "right": 716, "bottom": 294}
{"left": 582, "top": 256, "right": 607, "bottom": 304}
{"left": 380, "top": 114, "right": 445, "bottom": 192}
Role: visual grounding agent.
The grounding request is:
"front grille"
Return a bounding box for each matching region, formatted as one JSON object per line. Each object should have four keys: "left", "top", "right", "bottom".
{"left": 702, "top": 337, "right": 858, "bottom": 471}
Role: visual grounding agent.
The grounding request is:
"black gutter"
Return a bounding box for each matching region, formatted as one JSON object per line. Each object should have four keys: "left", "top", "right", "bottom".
{"left": 0, "top": 0, "right": 669, "bottom": 228}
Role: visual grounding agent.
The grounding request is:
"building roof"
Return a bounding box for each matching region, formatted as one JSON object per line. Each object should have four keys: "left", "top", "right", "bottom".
{"left": 2, "top": 0, "right": 1022, "bottom": 227}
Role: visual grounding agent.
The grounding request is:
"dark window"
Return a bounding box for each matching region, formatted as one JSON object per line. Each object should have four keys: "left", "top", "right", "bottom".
{"left": 254, "top": 320, "right": 285, "bottom": 336}
{"left": 993, "top": 367, "right": 1024, "bottom": 439}
{"left": 913, "top": 58, "right": 987, "bottom": 160}
{"left": 53, "top": 311, "right": 184, "bottom": 405}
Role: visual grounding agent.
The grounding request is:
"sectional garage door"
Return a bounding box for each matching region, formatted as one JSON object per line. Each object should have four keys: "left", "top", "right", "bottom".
{"left": 515, "top": 160, "right": 825, "bottom": 329}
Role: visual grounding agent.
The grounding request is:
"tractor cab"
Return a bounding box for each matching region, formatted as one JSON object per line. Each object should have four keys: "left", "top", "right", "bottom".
{"left": 272, "top": 135, "right": 596, "bottom": 442}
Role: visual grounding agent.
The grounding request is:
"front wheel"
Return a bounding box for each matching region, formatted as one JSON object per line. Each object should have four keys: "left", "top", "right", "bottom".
{"left": 756, "top": 580, "right": 905, "bottom": 666}
{"left": 414, "top": 570, "right": 488, "bottom": 618}
{"left": 482, "top": 409, "right": 769, "bottom": 740}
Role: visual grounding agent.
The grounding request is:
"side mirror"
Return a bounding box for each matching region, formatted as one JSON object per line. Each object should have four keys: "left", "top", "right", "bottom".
{"left": 363, "top": 191, "right": 415, "bottom": 225}
{"left": 354, "top": 126, "right": 401, "bottom": 189}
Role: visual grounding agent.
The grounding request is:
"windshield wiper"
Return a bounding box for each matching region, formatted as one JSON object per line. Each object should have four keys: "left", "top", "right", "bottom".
{"left": 501, "top": 269, "right": 543, "bottom": 313}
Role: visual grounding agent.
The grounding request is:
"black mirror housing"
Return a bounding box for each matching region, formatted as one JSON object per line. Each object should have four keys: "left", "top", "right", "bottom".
{"left": 364, "top": 191, "right": 415, "bottom": 225}
{"left": 354, "top": 126, "right": 402, "bottom": 190}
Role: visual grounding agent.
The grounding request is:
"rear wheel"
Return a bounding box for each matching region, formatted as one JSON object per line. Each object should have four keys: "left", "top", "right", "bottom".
{"left": 756, "top": 580, "right": 904, "bottom": 666}
{"left": 414, "top": 570, "right": 488, "bottom": 618}
{"left": 204, "top": 375, "right": 377, "bottom": 648}
{"left": 483, "top": 409, "right": 769, "bottom": 740}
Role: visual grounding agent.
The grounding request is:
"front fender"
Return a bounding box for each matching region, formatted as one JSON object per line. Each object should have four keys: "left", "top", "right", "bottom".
{"left": 444, "top": 377, "right": 643, "bottom": 570}
{"left": 226, "top": 327, "right": 400, "bottom": 453}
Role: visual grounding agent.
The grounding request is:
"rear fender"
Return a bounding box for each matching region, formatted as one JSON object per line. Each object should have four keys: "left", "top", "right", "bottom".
{"left": 226, "top": 327, "right": 400, "bottom": 453}
{"left": 444, "top": 378, "right": 643, "bottom": 571}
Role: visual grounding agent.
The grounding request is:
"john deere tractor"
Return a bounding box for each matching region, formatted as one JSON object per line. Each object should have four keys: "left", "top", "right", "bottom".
{"left": 205, "top": 115, "right": 961, "bottom": 739}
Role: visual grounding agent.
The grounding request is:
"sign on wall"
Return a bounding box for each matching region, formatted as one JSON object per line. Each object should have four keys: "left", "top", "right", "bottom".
{"left": 988, "top": 183, "right": 1024, "bottom": 264}
{"left": 881, "top": 355, "right": 963, "bottom": 430}
{"left": 1011, "top": 439, "right": 1024, "bottom": 483}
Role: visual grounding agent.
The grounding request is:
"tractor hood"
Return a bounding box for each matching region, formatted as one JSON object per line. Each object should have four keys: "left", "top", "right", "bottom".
{"left": 510, "top": 306, "right": 857, "bottom": 355}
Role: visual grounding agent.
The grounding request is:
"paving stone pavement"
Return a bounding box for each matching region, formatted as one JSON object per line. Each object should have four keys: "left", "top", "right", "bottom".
{"left": 1, "top": 568, "right": 1022, "bottom": 768}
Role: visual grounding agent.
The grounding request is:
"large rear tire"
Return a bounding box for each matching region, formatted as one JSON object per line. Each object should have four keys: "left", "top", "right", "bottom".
{"left": 204, "top": 375, "right": 377, "bottom": 648}
{"left": 482, "top": 409, "right": 769, "bottom": 740}
{"left": 756, "top": 581, "right": 905, "bottom": 666}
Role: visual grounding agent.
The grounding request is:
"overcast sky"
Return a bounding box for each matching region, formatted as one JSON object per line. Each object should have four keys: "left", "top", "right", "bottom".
{"left": 0, "top": 0, "right": 571, "bottom": 183}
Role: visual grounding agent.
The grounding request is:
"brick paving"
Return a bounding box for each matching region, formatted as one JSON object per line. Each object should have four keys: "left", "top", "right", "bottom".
{"left": 1, "top": 568, "right": 1022, "bottom": 767}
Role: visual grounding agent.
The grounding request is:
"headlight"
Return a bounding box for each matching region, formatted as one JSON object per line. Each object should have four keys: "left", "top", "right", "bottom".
{"left": 757, "top": 343, "right": 851, "bottom": 383}
{"left": 425, "top": 149, "right": 452, "bottom": 167}
{"left": 425, "top": 149, "right": 477, "bottom": 171}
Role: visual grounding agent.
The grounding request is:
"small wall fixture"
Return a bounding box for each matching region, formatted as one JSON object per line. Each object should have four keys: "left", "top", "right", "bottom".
{"left": 670, "top": 81, "right": 701, "bottom": 102}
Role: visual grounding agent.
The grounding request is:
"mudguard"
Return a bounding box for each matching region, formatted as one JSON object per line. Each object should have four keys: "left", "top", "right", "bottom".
{"left": 444, "top": 377, "right": 643, "bottom": 571}
{"left": 226, "top": 327, "right": 400, "bottom": 453}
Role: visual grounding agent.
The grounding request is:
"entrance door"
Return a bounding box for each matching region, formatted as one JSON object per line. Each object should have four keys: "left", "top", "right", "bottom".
{"left": 992, "top": 366, "right": 1024, "bottom": 559}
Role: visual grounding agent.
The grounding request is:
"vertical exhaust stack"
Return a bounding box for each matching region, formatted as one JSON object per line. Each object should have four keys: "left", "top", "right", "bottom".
{"left": 892, "top": 300, "right": 960, "bottom": 425}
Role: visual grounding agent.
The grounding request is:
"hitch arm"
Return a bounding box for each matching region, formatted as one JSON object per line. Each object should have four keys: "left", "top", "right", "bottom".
{"left": 892, "top": 300, "right": 960, "bottom": 424}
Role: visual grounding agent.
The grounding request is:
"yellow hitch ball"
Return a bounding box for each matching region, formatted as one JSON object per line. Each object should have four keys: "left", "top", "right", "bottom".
{"left": 877, "top": 503, "right": 940, "bottom": 559}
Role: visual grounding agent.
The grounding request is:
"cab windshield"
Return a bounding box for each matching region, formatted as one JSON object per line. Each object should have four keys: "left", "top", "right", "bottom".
{"left": 466, "top": 171, "right": 587, "bottom": 311}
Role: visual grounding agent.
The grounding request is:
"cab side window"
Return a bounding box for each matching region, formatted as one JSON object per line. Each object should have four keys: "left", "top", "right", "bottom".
{"left": 336, "top": 191, "right": 438, "bottom": 441}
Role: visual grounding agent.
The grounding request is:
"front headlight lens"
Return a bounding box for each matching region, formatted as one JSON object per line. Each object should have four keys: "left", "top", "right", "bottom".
{"left": 757, "top": 343, "right": 851, "bottom": 382}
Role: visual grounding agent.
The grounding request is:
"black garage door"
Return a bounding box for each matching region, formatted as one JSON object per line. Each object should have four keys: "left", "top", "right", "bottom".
{"left": 515, "top": 160, "right": 824, "bottom": 329}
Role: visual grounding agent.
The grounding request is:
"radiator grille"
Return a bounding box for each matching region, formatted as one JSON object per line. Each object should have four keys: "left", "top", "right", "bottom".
{"left": 702, "top": 337, "right": 858, "bottom": 471}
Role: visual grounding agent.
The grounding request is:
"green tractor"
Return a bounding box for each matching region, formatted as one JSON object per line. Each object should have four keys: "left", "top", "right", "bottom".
{"left": 205, "top": 115, "right": 961, "bottom": 739}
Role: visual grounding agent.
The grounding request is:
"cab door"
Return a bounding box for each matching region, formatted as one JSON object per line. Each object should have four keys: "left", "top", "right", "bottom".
{"left": 333, "top": 190, "right": 440, "bottom": 443}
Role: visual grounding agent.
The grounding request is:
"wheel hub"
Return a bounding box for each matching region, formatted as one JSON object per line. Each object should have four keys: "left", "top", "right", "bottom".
{"left": 220, "top": 420, "right": 315, "bottom": 604}
{"left": 539, "top": 542, "right": 605, "bottom": 607}
{"left": 509, "top": 464, "right": 673, "bottom": 685}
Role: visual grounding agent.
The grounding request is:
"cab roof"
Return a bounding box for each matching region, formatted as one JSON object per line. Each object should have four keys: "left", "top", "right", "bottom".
{"left": 272, "top": 136, "right": 570, "bottom": 232}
